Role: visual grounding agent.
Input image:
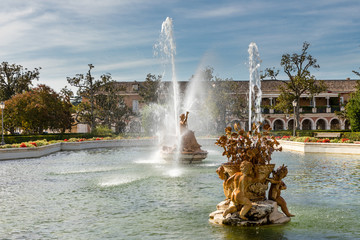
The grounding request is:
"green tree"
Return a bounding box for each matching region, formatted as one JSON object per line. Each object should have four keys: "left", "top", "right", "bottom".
{"left": 139, "top": 73, "right": 162, "bottom": 104}
{"left": 353, "top": 67, "right": 360, "bottom": 77}
{"left": 67, "top": 64, "right": 102, "bottom": 131}
{"left": 203, "top": 67, "right": 247, "bottom": 132}
{"left": 95, "top": 80, "right": 130, "bottom": 133}
{"left": 262, "top": 42, "right": 327, "bottom": 130}
{"left": 345, "top": 81, "right": 360, "bottom": 131}
{"left": 4, "top": 85, "right": 73, "bottom": 134}
{"left": 0, "top": 62, "right": 41, "bottom": 101}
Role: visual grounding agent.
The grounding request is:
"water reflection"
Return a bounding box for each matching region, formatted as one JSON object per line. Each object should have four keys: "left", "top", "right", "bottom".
{"left": 0, "top": 145, "right": 359, "bottom": 239}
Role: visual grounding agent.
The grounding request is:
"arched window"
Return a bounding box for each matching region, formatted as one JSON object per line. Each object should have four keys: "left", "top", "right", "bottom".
{"left": 345, "top": 120, "right": 350, "bottom": 130}
{"left": 330, "top": 119, "right": 340, "bottom": 130}
{"left": 288, "top": 119, "right": 295, "bottom": 130}
{"left": 316, "top": 119, "right": 326, "bottom": 130}
{"left": 302, "top": 119, "right": 313, "bottom": 130}
{"left": 273, "top": 119, "right": 284, "bottom": 130}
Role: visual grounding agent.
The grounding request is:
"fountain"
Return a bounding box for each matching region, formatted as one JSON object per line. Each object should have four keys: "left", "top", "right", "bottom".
{"left": 248, "top": 42, "right": 263, "bottom": 130}
{"left": 209, "top": 43, "right": 293, "bottom": 226}
{"left": 160, "top": 111, "right": 208, "bottom": 163}
{"left": 1, "top": 144, "right": 359, "bottom": 239}
{"left": 154, "top": 17, "right": 208, "bottom": 163}
{"left": 209, "top": 123, "right": 293, "bottom": 226}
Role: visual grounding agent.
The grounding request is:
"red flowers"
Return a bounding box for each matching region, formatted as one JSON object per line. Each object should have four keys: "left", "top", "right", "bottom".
{"left": 30, "top": 142, "right": 37, "bottom": 147}
{"left": 20, "top": 143, "right": 27, "bottom": 148}
{"left": 341, "top": 138, "right": 349, "bottom": 143}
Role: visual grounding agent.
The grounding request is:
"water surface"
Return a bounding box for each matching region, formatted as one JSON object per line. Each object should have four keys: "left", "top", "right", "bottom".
{"left": 0, "top": 142, "right": 359, "bottom": 239}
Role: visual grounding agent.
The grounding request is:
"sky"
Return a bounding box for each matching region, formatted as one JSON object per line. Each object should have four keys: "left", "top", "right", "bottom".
{"left": 0, "top": 0, "right": 359, "bottom": 93}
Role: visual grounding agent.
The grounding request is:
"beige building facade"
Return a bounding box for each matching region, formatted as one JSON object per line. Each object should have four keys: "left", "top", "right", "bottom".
{"left": 113, "top": 79, "right": 358, "bottom": 133}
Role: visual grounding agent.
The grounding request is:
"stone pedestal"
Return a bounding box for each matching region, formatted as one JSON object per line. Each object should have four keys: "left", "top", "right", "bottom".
{"left": 209, "top": 200, "right": 291, "bottom": 226}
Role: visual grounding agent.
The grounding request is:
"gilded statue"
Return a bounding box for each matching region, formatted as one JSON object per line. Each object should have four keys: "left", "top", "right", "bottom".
{"left": 179, "top": 111, "right": 189, "bottom": 134}
{"left": 223, "top": 161, "right": 255, "bottom": 220}
{"left": 179, "top": 112, "right": 202, "bottom": 152}
{"left": 212, "top": 123, "right": 293, "bottom": 225}
{"left": 267, "top": 165, "right": 294, "bottom": 217}
{"left": 216, "top": 165, "right": 242, "bottom": 201}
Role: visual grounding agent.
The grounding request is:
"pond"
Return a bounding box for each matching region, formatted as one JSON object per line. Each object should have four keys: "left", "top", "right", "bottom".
{"left": 0, "top": 141, "right": 359, "bottom": 239}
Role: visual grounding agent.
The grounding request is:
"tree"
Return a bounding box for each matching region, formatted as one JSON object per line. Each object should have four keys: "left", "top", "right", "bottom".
{"left": 334, "top": 69, "right": 360, "bottom": 126}
{"left": 262, "top": 42, "right": 327, "bottom": 130}
{"left": 0, "top": 62, "right": 41, "bottom": 101}
{"left": 345, "top": 81, "right": 360, "bottom": 131}
{"left": 94, "top": 79, "right": 130, "bottom": 133}
{"left": 139, "top": 73, "right": 162, "bottom": 104}
{"left": 67, "top": 64, "right": 102, "bottom": 131}
{"left": 203, "top": 67, "right": 247, "bottom": 132}
{"left": 353, "top": 67, "right": 360, "bottom": 77}
{"left": 3, "top": 85, "right": 73, "bottom": 134}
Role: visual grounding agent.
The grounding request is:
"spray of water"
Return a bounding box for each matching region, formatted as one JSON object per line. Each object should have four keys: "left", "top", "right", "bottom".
{"left": 182, "top": 64, "right": 211, "bottom": 135}
{"left": 154, "top": 17, "right": 180, "bottom": 138}
{"left": 154, "top": 17, "right": 182, "bottom": 165}
{"left": 248, "top": 42, "right": 263, "bottom": 130}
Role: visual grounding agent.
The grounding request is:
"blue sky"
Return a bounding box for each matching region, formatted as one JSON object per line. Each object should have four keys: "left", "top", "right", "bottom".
{"left": 1, "top": 0, "right": 359, "bottom": 92}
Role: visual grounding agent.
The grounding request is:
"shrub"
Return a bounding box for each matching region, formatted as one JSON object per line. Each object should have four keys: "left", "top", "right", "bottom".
{"left": 92, "top": 125, "right": 113, "bottom": 136}
{"left": 294, "top": 137, "right": 316, "bottom": 142}
{"left": 342, "top": 132, "right": 360, "bottom": 141}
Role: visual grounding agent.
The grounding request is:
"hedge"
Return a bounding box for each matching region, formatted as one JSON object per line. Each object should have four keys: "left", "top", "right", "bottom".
{"left": 342, "top": 132, "right": 360, "bottom": 141}
{"left": 2, "top": 133, "right": 113, "bottom": 144}
{"left": 270, "top": 129, "right": 351, "bottom": 137}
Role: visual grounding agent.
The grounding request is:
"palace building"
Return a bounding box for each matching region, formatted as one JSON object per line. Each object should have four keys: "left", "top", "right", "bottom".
{"left": 96, "top": 79, "right": 358, "bottom": 133}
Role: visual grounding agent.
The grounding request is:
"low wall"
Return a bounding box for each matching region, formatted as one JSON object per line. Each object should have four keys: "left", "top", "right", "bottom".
{"left": 279, "top": 140, "right": 360, "bottom": 154}
{"left": 3, "top": 138, "right": 359, "bottom": 161}
{"left": 0, "top": 139, "right": 157, "bottom": 161}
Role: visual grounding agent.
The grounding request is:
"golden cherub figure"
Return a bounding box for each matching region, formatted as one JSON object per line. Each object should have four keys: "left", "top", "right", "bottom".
{"left": 223, "top": 161, "right": 255, "bottom": 220}
{"left": 179, "top": 111, "right": 189, "bottom": 133}
{"left": 267, "top": 165, "right": 295, "bottom": 217}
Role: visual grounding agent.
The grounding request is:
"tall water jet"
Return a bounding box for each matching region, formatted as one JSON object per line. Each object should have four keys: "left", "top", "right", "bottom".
{"left": 248, "top": 42, "right": 263, "bottom": 130}
{"left": 154, "top": 17, "right": 180, "bottom": 138}
{"left": 154, "top": 17, "right": 208, "bottom": 163}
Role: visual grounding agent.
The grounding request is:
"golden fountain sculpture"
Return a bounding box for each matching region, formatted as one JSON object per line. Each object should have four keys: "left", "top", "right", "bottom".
{"left": 210, "top": 123, "right": 294, "bottom": 226}
{"left": 161, "top": 112, "right": 208, "bottom": 163}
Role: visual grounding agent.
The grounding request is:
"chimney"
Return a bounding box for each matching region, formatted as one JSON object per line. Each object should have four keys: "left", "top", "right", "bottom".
{"left": 346, "top": 77, "right": 350, "bottom": 80}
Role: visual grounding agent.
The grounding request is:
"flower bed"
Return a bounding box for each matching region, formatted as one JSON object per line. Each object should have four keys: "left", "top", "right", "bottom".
{"left": 276, "top": 135, "right": 356, "bottom": 144}
{"left": 0, "top": 137, "right": 118, "bottom": 149}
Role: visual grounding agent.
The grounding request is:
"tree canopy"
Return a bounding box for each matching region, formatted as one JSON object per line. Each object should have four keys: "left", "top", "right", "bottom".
{"left": 68, "top": 65, "right": 132, "bottom": 133}
{"left": 95, "top": 81, "right": 130, "bottom": 133}
{"left": 202, "top": 67, "right": 247, "bottom": 132}
{"left": 353, "top": 67, "right": 360, "bottom": 77}
{"left": 3, "top": 84, "right": 73, "bottom": 134}
{"left": 0, "top": 62, "right": 41, "bottom": 101}
{"left": 345, "top": 80, "right": 360, "bottom": 131}
{"left": 262, "top": 42, "right": 327, "bottom": 129}
{"left": 67, "top": 64, "right": 105, "bottom": 131}
{"left": 138, "top": 73, "right": 162, "bottom": 104}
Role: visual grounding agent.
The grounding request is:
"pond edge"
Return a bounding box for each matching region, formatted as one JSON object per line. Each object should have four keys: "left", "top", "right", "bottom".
{"left": 0, "top": 139, "right": 157, "bottom": 161}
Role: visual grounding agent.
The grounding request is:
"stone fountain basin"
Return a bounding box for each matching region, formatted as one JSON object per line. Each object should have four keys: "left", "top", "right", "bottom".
{"left": 160, "top": 150, "right": 208, "bottom": 163}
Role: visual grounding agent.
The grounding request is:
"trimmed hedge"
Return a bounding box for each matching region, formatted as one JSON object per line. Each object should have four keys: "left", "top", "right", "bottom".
{"left": 2, "top": 133, "right": 113, "bottom": 144}
{"left": 342, "top": 132, "right": 360, "bottom": 141}
{"left": 270, "top": 129, "right": 351, "bottom": 137}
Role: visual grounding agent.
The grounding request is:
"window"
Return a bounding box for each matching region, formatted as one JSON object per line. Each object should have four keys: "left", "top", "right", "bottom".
{"left": 132, "top": 84, "right": 139, "bottom": 91}
{"left": 132, "top": 100, "right": 139, "bottom": 113}
{"left": 310, "top": 98, "right": 315, "bottom": 107}
{"left": 340, "top": 97, "right": 344, "bottom": 105}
